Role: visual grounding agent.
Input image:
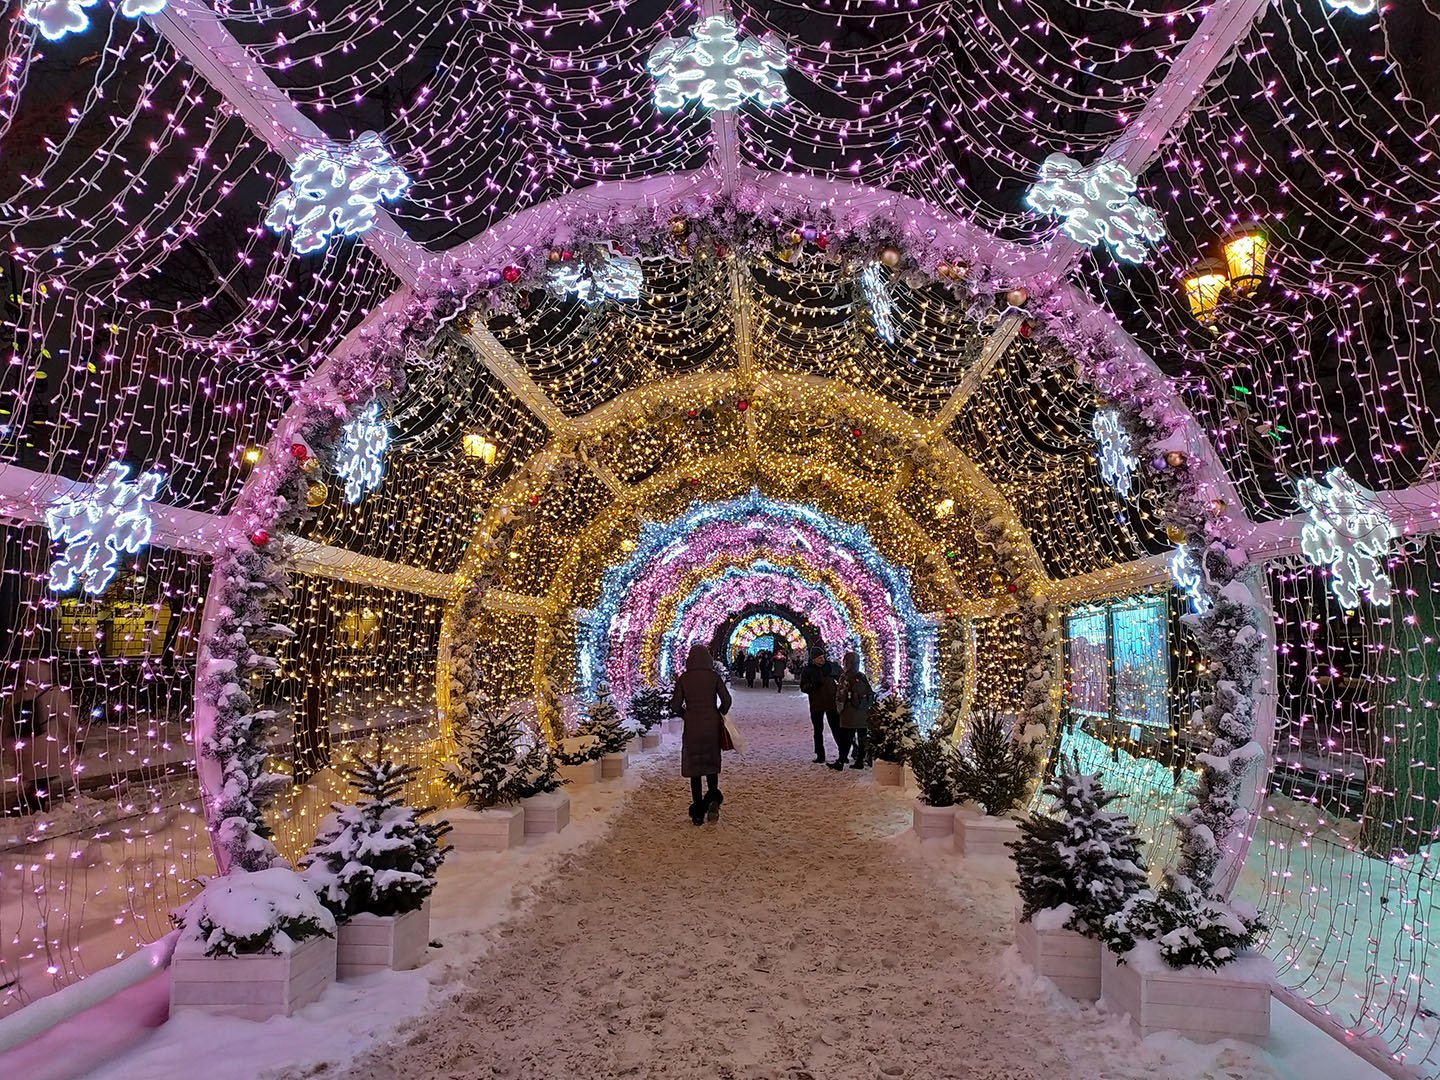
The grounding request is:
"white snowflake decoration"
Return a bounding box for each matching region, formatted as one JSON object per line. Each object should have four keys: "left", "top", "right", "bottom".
{"left": 1169, "top": 545, "right": 1210, "bottom": 615}
{"left": 45, "top": 462, "right": 162, "bottom": 594}
{"left": 1026, "top": 153, "right": 1166, "bottom": 264}
{"left": 1091, "top": 409, "right": 1137, "bottom": 498}
{"left": 264, "top": 131, "right": 410, "bottom": 255}
{"left": 22, "top": 0, "right": 166, "bottom": 42}
{"left": 1297, "top": 467, "right": 1396, "bottom": 608}
{"left": 337, "top": 402, "right": 390, "bottom": 505}
{"left": 860, "top": 264, "right": 896, "bottom": 344}
{"left": 1324, "top": 0, "right": 1376, "bottom": 13}
{"left": 647, "top": 15, "right": 788, "bottom": 112}
{"left": 547, "top": 252, "right": 644, "bottom": 304}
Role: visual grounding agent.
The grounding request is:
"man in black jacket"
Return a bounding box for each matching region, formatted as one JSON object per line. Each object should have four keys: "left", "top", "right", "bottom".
{"left": 798, "top": 647, "right": 841, "bottom": 764}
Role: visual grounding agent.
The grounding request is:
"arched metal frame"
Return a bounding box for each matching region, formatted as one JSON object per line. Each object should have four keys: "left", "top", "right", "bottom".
{"left": 196, "top": 170, "right": 1273, "bottom": 894}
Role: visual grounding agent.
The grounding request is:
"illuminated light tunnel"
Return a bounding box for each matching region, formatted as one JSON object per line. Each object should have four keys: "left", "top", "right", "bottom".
{"left": 582, "top": 493, "right": 935, "bottom": 715}
{"left": 725, "top": 614, "right": 808, "bottom": 659}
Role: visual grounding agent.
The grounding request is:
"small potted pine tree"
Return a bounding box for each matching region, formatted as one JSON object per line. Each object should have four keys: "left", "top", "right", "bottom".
{"left": 301, "top": 743, "right": 450, "bottom": 978}
{"left": 169, "top": 867, "right": 337, "bottom": 1019}
{"left": 952, "top": 710, "right": 1035, "bottom": 858}
{"left": 446, "top": 690, "right": 527, "bottom": 851}
{"left": 1010, "top": 764, "right": 1148, "bottom": 1001}
{"left": 868, "top": 693, "right": 918, "bottom": 787}
{"left": 580, "top": 684, "right": 631, "bottom": 780}
{"left": 514, "top": 733, "right": 571, "bottom": 836}
{"left": 908, "top": 728, "right": 959, "bottom": 839}
{"left": 629, "top": 685, "right": 667, "bottom": 751}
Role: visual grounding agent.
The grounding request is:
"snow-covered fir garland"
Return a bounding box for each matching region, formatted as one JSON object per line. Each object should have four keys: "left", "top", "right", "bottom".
{"left": 937, "top": 614, "right": 974, "bottom": 738}
{"left": 978, "top": 517, "right": 1060, "bottom": 754}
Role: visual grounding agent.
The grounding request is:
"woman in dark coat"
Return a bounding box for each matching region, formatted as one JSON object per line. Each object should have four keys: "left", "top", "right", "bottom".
{"left": 670, "top": 643, "right": 733, "bottom": 825}
{"left": 743, "top": 651, "right": 759, "bottom": 688}
{"left": 834, "top": 651, "right": 874, "bottom": 770}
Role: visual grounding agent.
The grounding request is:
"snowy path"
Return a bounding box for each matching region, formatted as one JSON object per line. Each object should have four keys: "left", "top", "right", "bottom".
{"left": 331, "top": 688, "right": 1280, "bottom": 1080}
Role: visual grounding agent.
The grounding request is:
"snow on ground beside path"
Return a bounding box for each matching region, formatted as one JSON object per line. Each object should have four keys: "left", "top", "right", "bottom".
{"left": 81, "top": 759, "right": 649, "bottom": 1080}
{"left": 81, "top": 687, "right": 1387, "bottom": 1080}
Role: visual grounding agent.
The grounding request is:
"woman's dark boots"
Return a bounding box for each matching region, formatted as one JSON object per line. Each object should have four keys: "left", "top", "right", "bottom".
{"left": 688, "top": 800, "right": 706, "bottom": 826}
{"left": 705, "top": 789, "right": 723, "bottom": 822}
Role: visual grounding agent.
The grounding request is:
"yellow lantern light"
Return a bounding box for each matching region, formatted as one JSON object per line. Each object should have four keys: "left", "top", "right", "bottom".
{"left": 241, "top": 446, "right": 263, "bottom": 466}
{"left": 1182, "top": 259, "right": 1229, "bottom": 325}
{"left": 1222, "top": 228, "right": 1267, "bottom": 295}
{"left": 934, "top": 497, "right": 955, "bottom": 519}
{"left": 462, "top": 432, "right": 499, "bottom": 465}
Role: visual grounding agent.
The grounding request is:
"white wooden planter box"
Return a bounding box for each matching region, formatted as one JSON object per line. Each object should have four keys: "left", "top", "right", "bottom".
{"left": 873, "top": 759, "right": 903, "bottom": 786}
{"left": 558, "top": 759, "right": 601, "bottom": 788}
{"left": 601, "top": 752, "right": 628, "bottom": 780}
{"left": 170, "top": 932, "right": 336, "bottom": 1020}
{"left": 1100, "top": 947, "right": 1273, "bottom": 1044}
{"left": 912, "top": 800, "right": 956, "bottom": 840}
{"left": 337, "top": 902, "right": 430, "bottom": 979}
{"left": 954, "top": 814, "right": 1019, "bottom": 859}
{"left": 521, "top": 790, "right": 571, "bottom": 836}
{"left": 447, "top": 806, "right": 524, "bottom": 852}
{"left": 663, "top": 717, "right": 683, "bottom": 735}
{"left": 1015, "top": 910, "right": 1101, "bottom": 1002}
{"left": 640, "top": 731, "right": 662, "bottom": 751}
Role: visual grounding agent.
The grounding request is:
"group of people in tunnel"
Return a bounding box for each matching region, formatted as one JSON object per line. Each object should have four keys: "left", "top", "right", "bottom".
{"left": 669, "top": 640, "right": 877, "bottom": 827}
{"left": 731, "top": 646, "right": 791, "bottom": 691}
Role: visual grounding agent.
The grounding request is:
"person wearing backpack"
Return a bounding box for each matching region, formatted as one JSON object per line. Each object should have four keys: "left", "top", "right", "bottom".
{"left": 834, "top": 651, "right": 874, "bottom": 770}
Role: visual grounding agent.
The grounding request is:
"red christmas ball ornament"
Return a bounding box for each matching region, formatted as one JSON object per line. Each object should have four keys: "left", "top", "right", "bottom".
{"left": 561, "top": 249, "right": 573, "bottom": 260}
{"left": 816, "top": 233, "right": 829, "bottom": 251}
{"left": 1006, "top": 582, "right": 1018, "bottom": 594}
{"left": 528, "top": 494, "right": 539, "bottom": 506}
{"left": 714, "top": 243, "right": 729, "bottom": 259}
{"left": 850, "top": 427, "right": 862, "bottom": 439}
{"left": 688, "top": 476, "right": 699, "bottom": 486}
{"left": 250, "top": 529, "right": 270, "bottom": 547}
{"left": 288, "top": 442, "right": 308, "bottom": 462}
{"left": 502, "top": 265, "right": 522, "bottom": 284}
{"left": 687, "top": 408, "right": 698, "bottom": 419}
{"left": 736, "top": 399, "right": 749, "bottom": 412}
{"left": 1018, "top": 321, "right": 1033, "bottom": 338}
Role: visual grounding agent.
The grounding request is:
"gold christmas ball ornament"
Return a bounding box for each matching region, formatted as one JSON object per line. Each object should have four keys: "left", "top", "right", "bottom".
{"left": 1166, "top": 524, "right": 1186, "bottom": 543}
{"left": 1164, "top": 450, "right": 1187, "bottom": 469}
{"left": 301, "top": 456, "right": 320, "bottom": 474}
{"left": 547, "top": 250, "right": 562, "bottom": 263}
{"left": 1005, "top": 286, "right": 1030, "bottom": 308}
{"left": 306, "top": 482, "right": 328, "bottom": 507}
{"left": 669, "top": 216, "right": 688, "bottom": 237}
{"left": 879, "top": 246, "right": 901, "bottom": 268}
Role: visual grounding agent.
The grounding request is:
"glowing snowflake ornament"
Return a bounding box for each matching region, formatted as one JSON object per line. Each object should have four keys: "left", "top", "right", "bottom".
{"left": 1027, "top": 153, "right": 1166, "bottom": 264}
{"left": 1324, "top": 0, "right": 1376, "bottom": 13}
{"left": 1091, "top": 409, "right": 1137, "bottom": 498}
{"left": 1297, "top": 467, "right": 1396, "bottom": 608}
{"left": 337, "top": 402, "right": 390, "bottom": 505}
{"left": 22, "top": 0, "right": 166, "bottom": 42}
{"left": 547, "top": 252, "right": 644, "bottom": 304}
{"left": 1169, "top": 545, "right": 1210, "bottom": 615}
{"left": 45, "top": 462, "right": 162, "bottom": 594}
{"left": 860, "top": 264, "right": 896, "bottom": 344}
{"left": 647, "top": 15, "right": 788, "bottom": 112}
{"left": 265, "top": 132, "right": 410, "bottom": 255}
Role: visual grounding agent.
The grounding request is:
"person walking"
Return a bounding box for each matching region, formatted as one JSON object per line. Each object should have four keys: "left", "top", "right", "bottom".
{"left": 670, "top": 643, "right": 732, "bottom": 826}
{"left": 798, "top": 647, "right": 841, "bottom": 764}
{"left": 772, "top": 649, "right": 787, "bottom": 693}
{"left": 1, "top": 659, "right": 79, "bottom": 814}
{"left": 834, "top": 651, "right": 875, "bottom": 770}
{"left": 759, "top": 650, "right": 773, "bottom": 689}
{"left": 744, "top": 651, "right": 759, "bottom": 688}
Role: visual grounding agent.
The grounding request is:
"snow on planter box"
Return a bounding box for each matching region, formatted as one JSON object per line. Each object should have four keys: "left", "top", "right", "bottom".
{"left": 447, "top": 805, "right": 524, "bottom": 852}
{"left": 337, "top": 901, "right": 431, "bottom": 980}
{"left": 954, "top": 813, "right": 1019, "bottom": 859}
{"left": 1100, "top": 943, "right": 1273, "bottom": 1044}
{"left": 912, "top": 800, "right": 956, "bottom": 840}
{"left": 1014, "top": 904, "right": 1101, "bottom": 1002}
{"left": 601, "top": 752, "right": 628, "bottom": 780}
{"left": 521, "top": 790, "right": 571, "bottom": 836}
{"left": 873, "top": 759, "right": 903, "bottom": 786}
{"left": 170, "top": 868, "right": 337, "bottom": 1021}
